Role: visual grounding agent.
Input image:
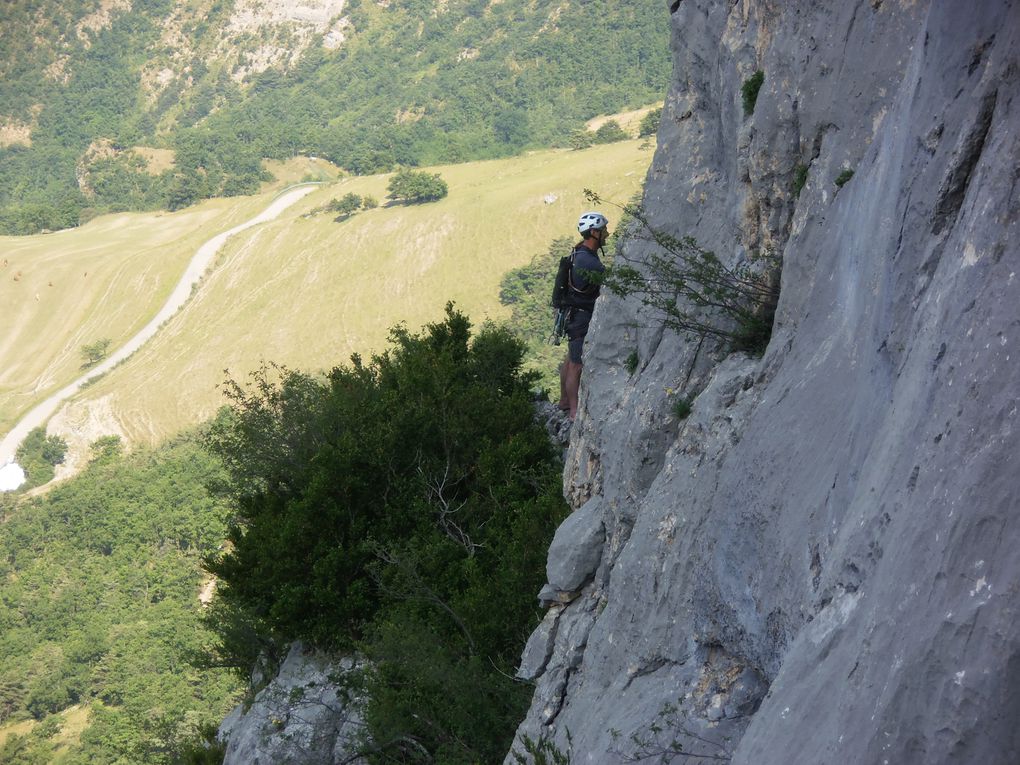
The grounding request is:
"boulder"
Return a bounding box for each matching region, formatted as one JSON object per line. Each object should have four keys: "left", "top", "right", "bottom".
{"left": 545, "top": 496, "right": 605, "bottom": 593}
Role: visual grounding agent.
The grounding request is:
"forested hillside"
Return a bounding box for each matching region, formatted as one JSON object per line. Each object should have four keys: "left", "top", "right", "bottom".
{"left": 0, "top": 432, "right": 238, "bottom": 763}
{"left": 0, "top": 0, "right": 669, "bottom": 234}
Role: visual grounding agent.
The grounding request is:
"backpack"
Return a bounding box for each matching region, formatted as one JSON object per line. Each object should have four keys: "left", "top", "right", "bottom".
{"left": 550, "top": 247, "right": 596, "bottom": 309}
{"left": 550, "top": 252, "right": 573, "bottom": 309}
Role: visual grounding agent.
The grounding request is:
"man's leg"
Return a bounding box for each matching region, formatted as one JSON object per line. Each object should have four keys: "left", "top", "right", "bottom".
{"left": 558, "top": 356, "right": 570, "bottom": 410}
{"left": 564, "top": 311, "right": 590, "bottom": 421}
{"left": 564, "top": 358, "right": 582, "bottom": 420}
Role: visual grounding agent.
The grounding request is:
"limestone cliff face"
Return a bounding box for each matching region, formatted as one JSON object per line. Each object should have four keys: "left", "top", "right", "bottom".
{"left": 510, "top": 1, "right": 1020, "bottom": 763}
{"left": 219, "top": 643, "right": 364, "bottom": 765}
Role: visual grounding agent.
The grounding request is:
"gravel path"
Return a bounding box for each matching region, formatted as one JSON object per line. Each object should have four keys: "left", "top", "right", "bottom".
{"left": 0, "top": 185, "right": 319, "bottom": 471}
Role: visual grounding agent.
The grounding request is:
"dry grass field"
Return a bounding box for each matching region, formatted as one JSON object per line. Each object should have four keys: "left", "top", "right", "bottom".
{"left": 3, "top": 138, "right": 653, "bottom": 453}
{"left": 0, "top": 196, "right": 269, "bottom": 436}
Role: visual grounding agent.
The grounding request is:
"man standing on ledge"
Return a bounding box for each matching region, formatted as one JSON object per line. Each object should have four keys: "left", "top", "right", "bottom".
{"left": 560, "top": 211, "right": 609, "bottom": 421}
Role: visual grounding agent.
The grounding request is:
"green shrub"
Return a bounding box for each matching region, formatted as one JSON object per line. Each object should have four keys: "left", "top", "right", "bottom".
{"left": 14, "top": 428, "right": 68, "bottom": 491}
{"left": 741, "top": 70, "right": 765, "bottom": 117}
{"left": 174, "top": 721, "right": 228, "bottom": 765}
{"left": 386, "top": 168, "right": 448, "bottom": 204}
{"left": 569, "top": 129, "right": 594, "bottom": 150}
{"left": 792, "top": 163, "right": 809, "bottom": 197}
{"left": 638, "top": 107, "right": 662, "bottom": 138}
{"left": 498, "top": 236, "right": 575, "bottom": 392}
{"left": 89, "top": 435, "right": 123, "bottom": 465}
{"left": 625, "top": 351, "right": 640, "bottom": 375}
{"left": 80, "top": 338, "right": 112, "bottom": 366}
{"left": 593, "top": 120, "right": 629, "bottom": 144}
{"left": 672, "top": 398, "right": 692, "bottom": 420}
{"left": 329, "top": 192, "right": 363, "bottom": 217}
{"left": 835, "top": 168, "right": 855, "bottom": 187}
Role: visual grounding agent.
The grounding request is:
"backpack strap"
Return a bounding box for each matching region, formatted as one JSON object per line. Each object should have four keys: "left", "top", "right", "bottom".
{"left": 568, "top": 246, "right": 596, "bottom": 296}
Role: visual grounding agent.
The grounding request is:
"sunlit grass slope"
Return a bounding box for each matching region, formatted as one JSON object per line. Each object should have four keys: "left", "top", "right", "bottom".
{"left": 0, "top": 703, "right": 89, "bottom": 762}
{"left": 15, "top": 139, "right": 652, "bottom": 447}
{"left": 0, "top": 196, "right": 270, "bottom": 436}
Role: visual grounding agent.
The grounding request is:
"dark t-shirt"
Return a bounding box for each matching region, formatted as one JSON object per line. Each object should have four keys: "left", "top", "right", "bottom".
{"left": 568, "top": 244, "right": 605, "bottom": 312}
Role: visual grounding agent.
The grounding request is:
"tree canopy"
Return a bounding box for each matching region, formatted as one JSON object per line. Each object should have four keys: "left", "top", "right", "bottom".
{"left": 205, "top": 305, "right": 568, "bottom": 762}
{"left": 386, "top": 168, "right": 449, "bottom": 204}
{"left": 0, "top": 432, "right": 239, "bottom": 764}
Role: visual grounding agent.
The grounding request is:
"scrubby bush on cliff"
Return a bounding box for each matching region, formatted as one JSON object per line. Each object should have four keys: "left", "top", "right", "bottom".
{"left": 205, "top": 305, "right": 567, "bottom": 762}
{"left": 585, "top": 189, "right": 780, "bottom": 354}
{"left": 741, "top": 70, "right": 765, "bottom": 116}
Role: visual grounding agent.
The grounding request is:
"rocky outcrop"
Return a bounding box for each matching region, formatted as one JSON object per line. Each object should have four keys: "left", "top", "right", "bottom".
{"left": 510, "top": 1, "right": 1020, "bottom": 763}
{"left": 218, "top": 643, "right": 365, "bottom": 765}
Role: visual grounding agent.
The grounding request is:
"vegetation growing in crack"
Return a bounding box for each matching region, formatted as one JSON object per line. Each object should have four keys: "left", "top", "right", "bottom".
{"left": 835, "top": 168, "right": 855, "bottom": 188}
{"left": 741, "top": 71, "right": 765, "bottom": 117}
{"left": 585, "top": 190, "right": 780, "bottom": 355}
{"left": 511, "top": 731, "right": 573, "bottom": 764}
{"left": 626, "top": 350, "right": 640, "bottom": 375}
{"left": 672, "top": 397, "right": 693, "bottom": 420}
{"left": 792, "top": 163, "right": 809, "bottom": 197}
{"left": 610, "top": 702, "right": 733, "bottom": 763}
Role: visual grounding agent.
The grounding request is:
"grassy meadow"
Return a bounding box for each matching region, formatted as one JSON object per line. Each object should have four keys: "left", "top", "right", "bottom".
{"left": 0, "top": 195, "right": 271, "bottom": 436}
{"left": 2, "top": 138, "right": 653, "bottom": 451}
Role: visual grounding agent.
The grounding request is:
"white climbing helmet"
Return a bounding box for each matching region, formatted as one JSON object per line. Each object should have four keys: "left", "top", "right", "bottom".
{"left": 577, "top": 211, "right": 609, "bottom": 236}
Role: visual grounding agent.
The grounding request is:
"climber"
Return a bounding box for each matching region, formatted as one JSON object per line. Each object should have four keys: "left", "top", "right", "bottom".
{"left": 557, "top": 211, "right": 608, "bottom": 420}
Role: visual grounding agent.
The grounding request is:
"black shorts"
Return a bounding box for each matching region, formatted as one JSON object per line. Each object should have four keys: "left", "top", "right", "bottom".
{"left": 566, "top": 309, "right": 592, "bottom": 364}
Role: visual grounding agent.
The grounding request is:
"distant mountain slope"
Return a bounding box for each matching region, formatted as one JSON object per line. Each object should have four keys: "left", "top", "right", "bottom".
{"left": 0, "top": 0, "right": 669, "bottom": 233}
{"left": 3, "top": 139, "right": 652, "bottom": 461}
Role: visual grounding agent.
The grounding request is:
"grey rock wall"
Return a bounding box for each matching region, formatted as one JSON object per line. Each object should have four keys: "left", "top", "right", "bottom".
{"left": 218, "top": 643, "right": 365, "bottom": 764}
{"left": 509, "top": 1, "right": 1020, "bottom": 763}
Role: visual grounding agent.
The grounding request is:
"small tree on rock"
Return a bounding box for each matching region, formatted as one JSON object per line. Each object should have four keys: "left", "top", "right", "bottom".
{"left": 585, "top": 189, "right": 780, "bottom": 354}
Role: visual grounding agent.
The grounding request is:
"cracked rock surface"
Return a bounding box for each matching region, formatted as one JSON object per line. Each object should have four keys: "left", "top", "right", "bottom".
{"left": 219, "top": 643, "right": 365, "bottom": 765}
{"left": 508, "top": 1, "right": 1020, "bottom": 763}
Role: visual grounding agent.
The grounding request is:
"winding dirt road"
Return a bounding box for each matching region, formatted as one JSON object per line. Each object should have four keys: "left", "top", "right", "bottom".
{"left": 0, "top": 185, "right": 319, "bottom": 469}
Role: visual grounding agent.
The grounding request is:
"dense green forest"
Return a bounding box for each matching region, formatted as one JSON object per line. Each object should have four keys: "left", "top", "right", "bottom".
{"left": 205, "top": 306, "right": 567, "bottom": 762}
{"left": 0, "top": 0, "right": 669, "bottom": 233}
{"left": 0, "top": 433, "right": 239, "bottom": 763}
